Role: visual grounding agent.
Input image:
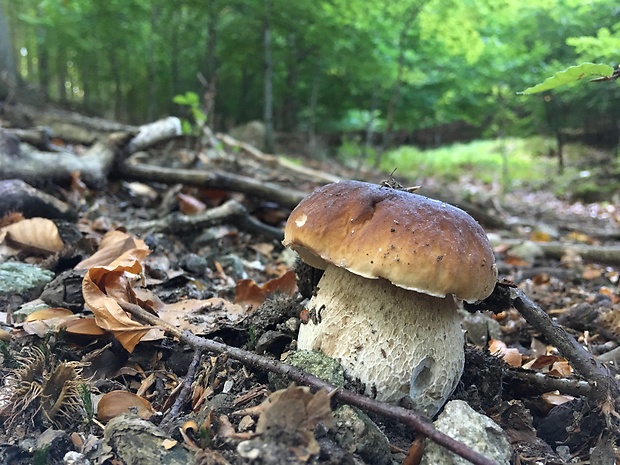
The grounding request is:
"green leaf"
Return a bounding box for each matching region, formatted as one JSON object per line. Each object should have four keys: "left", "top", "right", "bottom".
{"left": 518, "top": 63, "right": 614, "bottom": 95}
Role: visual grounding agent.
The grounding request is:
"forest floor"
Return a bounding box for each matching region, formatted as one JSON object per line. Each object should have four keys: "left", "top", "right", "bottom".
{"left": 0, "top": 111, "right": 619, "bottom": 465}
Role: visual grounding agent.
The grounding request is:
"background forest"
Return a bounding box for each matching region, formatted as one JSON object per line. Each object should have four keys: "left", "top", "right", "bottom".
{"left": 2, "top": 0, "right": 620, "bottom": 173}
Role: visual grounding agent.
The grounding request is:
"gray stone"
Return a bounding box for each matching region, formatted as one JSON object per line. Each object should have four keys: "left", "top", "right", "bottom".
{"left": 332, "top": 405, "right": 394, "bottom": 465}
{"left": 102, "top": 413, "right": 192, "bottom": 465}
{"left": 0, "top": 262, "right": 54, "bottom": 296}
{"left": 421, "top": 400, "right": 512, "bottom": 465}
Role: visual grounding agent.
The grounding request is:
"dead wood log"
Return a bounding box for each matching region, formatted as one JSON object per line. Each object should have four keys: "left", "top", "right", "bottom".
{"left": 126, "top": 117, "right": 182, "bottom": 154}
{"left": 3, "top": 127, "right": 52, "bottom": 150}
{"left": 119, "top": 155, "right": 307, "bottom": 209}
{"left": 492, "top": 238, "right": 620, "bottom": 265}
{"left": 120, "top": 300, "right": 497, "bottom": 465}
{"left": 0, "top": 139, "right": 116, "bottom": 189}
{"left": 129, "top": 199, "right": 283, "bottom": 240}
{"left": 0, "top": 139, "right": 115, "bottom": 188}
{"left": 217, "top": 132, "right": 342, "bottom": 184}
{"left": 1, "top": 103, "right": 138, "bottom": 144}
{"left": 0, "top": 179, "right": 77, "bottom": 220}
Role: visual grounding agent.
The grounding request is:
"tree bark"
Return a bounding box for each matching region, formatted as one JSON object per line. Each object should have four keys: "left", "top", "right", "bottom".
{"left": 262, "top": 0, "right": 274, "bottom": 153}
{"left": 0, "top": 0, "right": 17, "bottom": 99}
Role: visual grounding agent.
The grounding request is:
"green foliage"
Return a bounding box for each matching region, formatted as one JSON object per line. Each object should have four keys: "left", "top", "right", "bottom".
{"left": 173, "top": 91, "right": 207, "bottom": 134}
{"left": 518, "top": 63, "right": 614, "bottom": 94}
{"left": 6, "top": 0, "right": 620, "bottom": 147}
{"left": 382, "top": 138, "right": 557, "bottom": 186}
{"left": 80, "top": 384, "right": 94, "bottom": 423}
{"left": 0, "top": 341, "right": 17, "bottom": 369}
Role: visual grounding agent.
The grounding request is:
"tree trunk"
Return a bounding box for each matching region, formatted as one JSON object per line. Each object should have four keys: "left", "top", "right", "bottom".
{"left": 204, "top": 0, "right": 218, "bottom": 126}
{"left": 379, "top": 2, "right": 427, "bottom": 166}
{"left": 263, "top": 0, "right": 274, "bottom": 153}
{"left": 307, "top": 63, "right": 319, "bottom": 157}
{"left": 147, "top": 3, "right": 159, "bottom": 121}
{"left": 0, "top": 0, "right": 17, "bottom": 99}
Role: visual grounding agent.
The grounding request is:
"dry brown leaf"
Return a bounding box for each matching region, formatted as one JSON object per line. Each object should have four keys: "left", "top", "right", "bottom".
{"left": 82, "top": 238, "right": 153, "bottom": 352}
{"left": 0, "top": 328, "right": 12, "bottom": 342}
{"left": 254, "top": 385, "right": 333, "bottom": 462}
{"left": 541, "top": 391, "right": 574, "bottom": 406}
{"left": 75, "top": 230, "right": 150, "bottom": 269}
{"left": 504, "top": 256, "right": 531, "bottom": 267}
{"left": 25, "top": 308, "right": 74, "bottom": 322}
{"left": 489, "top": 339, "right": 523, "bottom": 367}
{"left": 234, "top": 270, "right": 297, "bottom": 309}
{"left": 547, "top": 360, "right": 573, "bottom": 377}
{"left": 97, "top": 390, "right": 157, "bottom": 422}
{"left": 523, "top": 354, "right": 560, "bottom": 370}
{"left": 2, "top": 218, "right": 64, "bottom": 254}
{"left": 61, "top": 317, "right": 107, "bottom": 336}
{"left": 177, "top": 192, "right": 207, "bottom": 215}
{"left": 582, "top": 265, "right": 603, "bottom": 281}
{"left": 159, "top": 297, "right": 246, "bottom": 334}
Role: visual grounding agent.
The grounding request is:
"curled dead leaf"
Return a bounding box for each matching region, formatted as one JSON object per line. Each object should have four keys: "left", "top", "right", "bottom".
{"left": 25, "top": 308, "right": 74, "bottom": 322}
{"left": 97, "top": 390, "right": 157, "bottom": 422}
{"left": 2, "top": 218, "right": 64, "bottom": 254}
{"left": 61, "top": 317, "right": 107, "bottom": 336}
{"left": 489, "top": 339, "right": 523, "bottom": 367}
{"left": 234, "top": 270, "right": 297, "bottom": 309}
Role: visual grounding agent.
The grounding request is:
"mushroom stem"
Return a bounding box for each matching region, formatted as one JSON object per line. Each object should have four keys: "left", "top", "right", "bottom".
{"left": 297, "top": 265, "right": 464, "bottom": 417}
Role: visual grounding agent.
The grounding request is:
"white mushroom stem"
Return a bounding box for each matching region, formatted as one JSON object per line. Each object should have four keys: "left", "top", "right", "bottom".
{"left": 297, "top": 265, "right": 464, "bottom": 417}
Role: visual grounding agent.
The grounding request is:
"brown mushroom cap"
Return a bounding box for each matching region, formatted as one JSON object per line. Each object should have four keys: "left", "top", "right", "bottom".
{"left": 283, "top": 180, "right": 497, "bottom": 302}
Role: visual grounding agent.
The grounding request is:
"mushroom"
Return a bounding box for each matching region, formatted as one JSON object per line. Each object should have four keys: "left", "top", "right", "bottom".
{"left": 283, "top": 180, "right": 497, "bottom": 417}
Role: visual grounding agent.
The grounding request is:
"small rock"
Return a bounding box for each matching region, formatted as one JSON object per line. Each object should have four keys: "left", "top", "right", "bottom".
{"left": 331, "top": 405, "right": 394, "bottom": 465}
{"left": 255, "top": 330, "right": 291, "bottom": 355}
{"left": 508, "top": 241, "right": 543, "bottom": 264}
{"left": 180, "top": 253, "right": 208, "bottom": 275}
{"left": 461, "top": 311, "right": 503, "bottom": 346}
{"left": 102, "top": 413, "right": 193, "bottom": 465}
{"left": 0, "top": 262, "right": 54, "bottom": 302}
{"left": 421, "top": 400, "right": 512, "bottom": 465}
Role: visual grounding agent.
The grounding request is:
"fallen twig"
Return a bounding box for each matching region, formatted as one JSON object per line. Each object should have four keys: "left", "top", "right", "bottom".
{"left": 160, "top": 349, "right": 203, "bottom": 428}
{"left": 128, "top": 198, "right": 283, "bottom": 240}
{"left": 119, "top": 301, "right": 498, "bottom": 465}
{"left": 505, "top": 368, "right": 592, "bottom": 398}
{"left": 118, "top": 156, "right": 307, "bottom": 209}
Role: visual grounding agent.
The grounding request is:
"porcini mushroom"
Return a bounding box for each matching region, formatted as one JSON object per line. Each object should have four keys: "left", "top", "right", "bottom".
{"left": 283, "top": 180, "right": 497, "bottom": 417}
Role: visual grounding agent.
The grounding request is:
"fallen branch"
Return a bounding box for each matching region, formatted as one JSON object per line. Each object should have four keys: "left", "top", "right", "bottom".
{"left": 0, "top": 179, "right": 77, "bottom": 220}
{"left": 118, "top": 156, "right": 307, "bottom": 209}
{"left": 504, "top": 368, "right": 592, "bottom": 398}
{"left": 217, "top": 132, "right": 342, "bottom": 184}
{"left": 0, "top": 139, "right": 116, "bottom": 188}
{"left": 119, "top": 301, "right": 498, "bottom": 465}
{"left": 491, "top": 238, "right": 620, "bottom": 266}
{"left": 128, "top": 199, "right": 283, "bottom": 240}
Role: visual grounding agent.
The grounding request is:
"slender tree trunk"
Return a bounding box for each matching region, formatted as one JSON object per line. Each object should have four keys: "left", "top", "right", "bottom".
{"left": 56, "top": 45, "right": 67, "bottom": 103}
{"left": 238, "top": 64, "right": 254, "bottom": 123}
{"left": 147, "top": 3, "right": 159, "bottom": 121}
{"left": 308, "top": 63, "right": 319, "bottom": 157}
{"left": 356, "top": 85, "right": 379, "bottom": 174}
{"left": 263, "top": 0, "right": 274, "bottom": 153}
{"left": 0, "top": 0, "right": 17, "bottom": 99}
{"left": 379, "top": 2, "right": 427, "bottom": 167}
{"left": 204, "top": 0, "right": 218, "bottom": 126}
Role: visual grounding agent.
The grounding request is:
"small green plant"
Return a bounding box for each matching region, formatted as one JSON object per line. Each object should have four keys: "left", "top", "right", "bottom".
{"left": 80, "top": 384, "right": 94, "bottom": 423}
{"left": 0, "top": 341, "right": 17, "bottom": 369}
{"left": 248, "top": 325, "right": 258, "bottom": 351}
{"left": 173, "top": 91, "right": 207, "bottom": 134}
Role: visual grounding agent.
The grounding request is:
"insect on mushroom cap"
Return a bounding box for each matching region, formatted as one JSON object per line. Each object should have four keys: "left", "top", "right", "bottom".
{"left": 283, "top": 180, "right": 497, "bottom": 302}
